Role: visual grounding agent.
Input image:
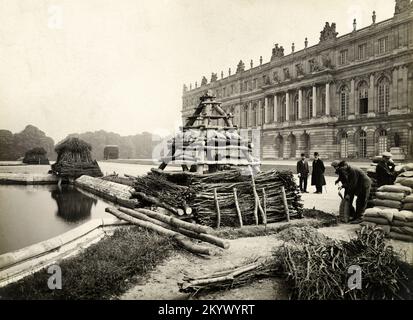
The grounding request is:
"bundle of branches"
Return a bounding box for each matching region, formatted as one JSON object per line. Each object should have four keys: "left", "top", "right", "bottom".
{"left": 102, "top": 174, "right": 135, "bottom": 187}
{"left": 51, "top": 137, "right": 103, "bottom": 178}
{"left": 179, "top": 258, "right": 276, "bottom": 294}
{"left": 131, "top": 172, "right": 197, "bottom": 215}
{"left": 23, "top": 147, "right": 49, "bottom": 165}
{"left": 188, "top": 170, "right": 302, "bottom": 227}
{"left": 276, "top": 225, "right": 411, "bottom": 300}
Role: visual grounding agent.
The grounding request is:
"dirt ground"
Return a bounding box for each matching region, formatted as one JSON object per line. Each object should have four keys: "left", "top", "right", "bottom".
{"left": 120, "top": 181, "right": 413, "bottom": 300}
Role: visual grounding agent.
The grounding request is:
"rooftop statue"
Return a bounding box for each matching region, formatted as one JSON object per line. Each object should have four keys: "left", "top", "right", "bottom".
{"left": 271, "top": 43, "right": 284, "bottom": 60}
{"left": 320, "top": 22, "right": 338, "bottom": 42}
{"left": 210, "top": 73, "right": 218, "bottom": 82}
{"left": 236, "top": 60, "right": 245, "bottom": 73}
{"left": 395, "top": 0, "right": 412, "bottom": 14}
{"left": 201, "top": 76, "right": 208, "bottom": 86}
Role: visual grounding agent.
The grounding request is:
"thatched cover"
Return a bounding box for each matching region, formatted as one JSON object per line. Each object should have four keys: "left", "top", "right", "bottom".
{"left": 23, "top": 147, "right": 50, "bottom": 165}
{"left": 51, "top": 137, "right": 103, "bottom": 179}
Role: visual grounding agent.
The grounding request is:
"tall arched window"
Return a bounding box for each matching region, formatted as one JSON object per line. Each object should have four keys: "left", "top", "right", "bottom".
{"left": 243, "top": 105, "right": 248, "bottom": 128}
{"left": 340, "top": 132, "right": 348, "bottom": 158}
{"left": 359, "top": 130, "right": 367, "bottom": 158}
{"left": 251, "top": 105, "right": 257, "bottom": 127}
{"left": 281, "top": 97, "right": 286, "bottom": 122}
{"left": 378, "top": 78, "right": 390, "bottom": 113}
{"left": 378, "top": 130, "right": 388, "bottom": 154}
{"left": 321, "top": 89, "right": 326, "bottom": 115}
{"left": 340, "top": 86, "right": 349, "bottom": 117}
{"left": 293, "top": 94, "right": 299, "bottom": 121}
{"left": 268, "top": 97, "right": 274, "bottom": 123}
{"left": 306, "top": 91, "right": 313, "bottom": 119}
{"left": 358, "top": 81, "right": 369, "bottom": 114}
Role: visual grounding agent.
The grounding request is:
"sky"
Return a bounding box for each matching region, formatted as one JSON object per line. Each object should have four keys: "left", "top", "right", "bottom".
{"left": 0, "top": 0, "right": 395, "bottom": 142}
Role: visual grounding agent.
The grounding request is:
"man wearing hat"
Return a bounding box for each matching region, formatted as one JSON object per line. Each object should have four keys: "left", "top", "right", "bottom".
{"left": 297, "top": 153, "right": 310, "bottom": 193}
{"left": 311, "top": 152, "right": 326, "bottom": 193}
{"left": 376, "top": 152, "right": 396, "bottom": 187}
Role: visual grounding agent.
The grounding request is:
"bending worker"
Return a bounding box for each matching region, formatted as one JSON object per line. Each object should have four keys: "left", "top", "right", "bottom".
{"left": 376, "top": 152, "right": 397, "bottom": 187}
{"left": 334, "top": 161, "right": 372, "bottom": 224}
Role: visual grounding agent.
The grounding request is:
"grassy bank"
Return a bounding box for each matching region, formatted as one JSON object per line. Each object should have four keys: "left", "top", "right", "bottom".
{"left": 0, "top": 227, "right": 177, "bottom": 300}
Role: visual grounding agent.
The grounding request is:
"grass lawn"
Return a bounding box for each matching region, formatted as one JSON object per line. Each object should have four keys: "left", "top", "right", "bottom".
{"left": 0, "top": 226, "right": 177, "bottom": 300}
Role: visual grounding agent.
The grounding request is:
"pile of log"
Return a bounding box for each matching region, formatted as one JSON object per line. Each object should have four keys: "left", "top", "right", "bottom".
{"left": 178, "top": 259, "right": 275, "bottom": 294}
{"left": 105, "top": 206, "right": 230, "bottom": 255}
{"left": 129, "top": 168, "right": 302, "bottom": 227}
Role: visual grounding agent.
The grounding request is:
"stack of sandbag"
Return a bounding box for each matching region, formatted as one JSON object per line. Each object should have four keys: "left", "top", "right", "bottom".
{"left": 395, "top": 163, "right": 413, "bottom": 190}
{"left": 362, "top": 184, "right": 413, "bottom": 242}
{"left": 366, "top": 156, "right": 380, "bottom": 203}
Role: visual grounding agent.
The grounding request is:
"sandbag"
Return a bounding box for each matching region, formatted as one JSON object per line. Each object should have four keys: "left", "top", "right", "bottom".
{"left": 403, "top": 195, "right": 413, "bottom": 203}
{"left": 364, "top": 207, "right": 395, "bottom": 223}
{"left": 339, "top": 198, "right": 352, "bottom": 223}
{"left": 402, "top": 163, "right": 413, "bottom": 171}
{"left": 396, "top": 177, "right": 413, "bottom": 188}
{"left": 371, "top": 198, "right": 402, "bottom": 209}
{"left": 391, "top": 226, "right": 413, "bottom": 236}
{"left": 364, "top": 208, "right": 380, "bottom": 217}
{"left": 392, "top": 219, "right": 413, "bottom": 228}
{"left": 402, "top": 203, "right": 413, "bottom": 211}
{"left": 388, "top": 231, "right": 413, "bottom": 242}
{"left": 377, "top": 185, "right": 412, "bottom": 194}
{"left": 399, "top": 171, "right": 413, "bottom": 178}
{"left": 363, "top": 216, "right": 389, "bottom": 225}
{"left": 376, "top": 192, "right": 405, "bottom": 202}
{"left": 393, "top": 210, "right": 413, "bottom": 222}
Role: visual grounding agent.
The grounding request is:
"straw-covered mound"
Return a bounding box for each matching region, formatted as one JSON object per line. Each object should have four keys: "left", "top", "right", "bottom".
{"left": 274, "top": 225, "right": 412, "bottom": 299}
{"left": 51, "top": 137, "right": 103, "bottom": 179}
{"left": 22, "top": 147, "right": 50, "bottom": 165}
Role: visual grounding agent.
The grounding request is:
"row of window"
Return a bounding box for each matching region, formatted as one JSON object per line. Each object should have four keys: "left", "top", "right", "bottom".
{"left": 339, "top": 36, "right": 388, "bottom": 65}
{"left": 339, "top": 77, "right": 390, "bottom": 116}
{"left": 340, "top": 130, "right": 388, "bottom": 158}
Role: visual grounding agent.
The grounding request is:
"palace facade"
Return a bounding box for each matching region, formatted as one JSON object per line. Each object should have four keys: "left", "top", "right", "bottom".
{"left": 182, "top": 1, "right": 413, "bottom": 161}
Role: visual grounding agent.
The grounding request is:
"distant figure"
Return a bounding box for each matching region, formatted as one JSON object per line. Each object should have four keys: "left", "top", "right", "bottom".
{"left": 376, "top": 152, "right": 396, "bottom": 187}
{"left": 336, "top": 161, "right": 372, "bottom": 224}
{"left": 311, "top": 152, "right": 326, "bottom": 193}
{"left": 296, "top": 153, "right": 309, "bottom": 193}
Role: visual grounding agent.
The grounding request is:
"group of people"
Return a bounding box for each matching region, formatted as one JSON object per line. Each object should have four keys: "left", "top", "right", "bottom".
{"left": 296, "top": 152, "right": 326, "bottom": 194}
{"left": 296, "top": 151, "right": 399, "bottom": 224}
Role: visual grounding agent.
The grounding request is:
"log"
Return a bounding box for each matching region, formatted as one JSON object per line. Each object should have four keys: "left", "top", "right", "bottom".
{"left": 117, "top": 207, "right": 229, "bottom": 249}
{"left": 132, "top": 191, "right": 185, "bottom": 216}
{"left": 214, "top": 188, "right": 221, "bottom": 228}
{"left": 262, "top": 188, "right": 268, "bottom": 228}
{"left": 233, "top": 188, "right": 243, "bottom": 228}
{"left": 133, "top": 207, "right": 213, "bottom": 234}
{"left": 249, "top": 167, "right": 266, "bottom": 225}
{"left": 281, "top": 186, "right": 290, "bottom": 222}
{"left": 105, "top": 207, "right": 210, "bottom": 255}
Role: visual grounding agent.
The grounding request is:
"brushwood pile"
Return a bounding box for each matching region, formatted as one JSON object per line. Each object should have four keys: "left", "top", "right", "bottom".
{"left": 130, "top": 168, "right": 303, "bottom": 227}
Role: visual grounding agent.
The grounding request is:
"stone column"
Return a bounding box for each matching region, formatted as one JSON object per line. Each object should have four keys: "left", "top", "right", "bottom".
{"left": 264, "top": 97, "right": 269, "bottom": 123}
{"left": 248, "top": 102, "right": 252, "bottom": 127}
{"left": 312, "top": 86, "right": 317, "bottom": 118}
{"left": 298, "top": 89, "right": 303, "bottom": 119}
{"left": 325, "top": 83, "right": 330, "bottom": 116}
{"left": 285, "top": 92, "right": 290, "bottom": 122}
{"left": 402, "top": 66, "right": 408, "bottom": 108}
{"left": 368, "top": 74, "right": 375, "bottom": 113}
{"left": 258, "top": 99, "right": 262, "bottom": 126}
{"left": 274, "top": 94, "right": 278, "bottom": 122}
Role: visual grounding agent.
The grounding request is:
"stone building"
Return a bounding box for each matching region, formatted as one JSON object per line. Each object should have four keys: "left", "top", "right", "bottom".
{"left": 182, "top": 1, "right": 413, "bottom": 161}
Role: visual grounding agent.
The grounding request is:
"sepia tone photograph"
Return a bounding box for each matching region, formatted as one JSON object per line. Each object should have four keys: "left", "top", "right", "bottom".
{"left": 0, "top": 0, "right": 412, "bottom": 307}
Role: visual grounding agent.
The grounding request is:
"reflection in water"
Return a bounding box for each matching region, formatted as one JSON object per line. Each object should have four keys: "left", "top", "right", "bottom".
{"left": 51, "top": 185, "right": 97, "bottom": 222}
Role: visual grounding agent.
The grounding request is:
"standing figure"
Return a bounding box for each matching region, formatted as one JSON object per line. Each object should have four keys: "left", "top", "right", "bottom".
{"left": 311, "top": 152, "right": 326, "bottom": 193}
{"left": 336, "top": 161, "right": 372, "bottom": 223}
{"left": 376, "top": 152, "right": 396, "bottom": 187}
{"left": 297, "top": 153, "right": 309, "bottom": 193}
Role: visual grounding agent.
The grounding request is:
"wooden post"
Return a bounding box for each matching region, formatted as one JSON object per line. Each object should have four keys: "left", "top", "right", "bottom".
{"left": 233, "top": 188, "right": 243, "bottom": 228}
{"left": 214, "top": 188, "right": 221, "bottom": 228}
{"left": 262, "top": 188, "right": 268, "bottom": 229}
{"left": 281, "top": 186, "right": 290, "bottom": 222}
{"left": 249, "top": 166, "right": 266, "bottom": 225}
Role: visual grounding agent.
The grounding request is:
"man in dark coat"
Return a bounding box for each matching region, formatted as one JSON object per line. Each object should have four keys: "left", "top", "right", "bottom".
{"left": 311, "top": 152, "right": 326, "bottom": 193}
{"left": 297, "top": 153, "right": 309, "bottom": 193}
{"left": 336, "top": 161, "right": 371, "bottom": 223}
{"left": 376, "top": 152, "right": 396, "bottom": 187}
